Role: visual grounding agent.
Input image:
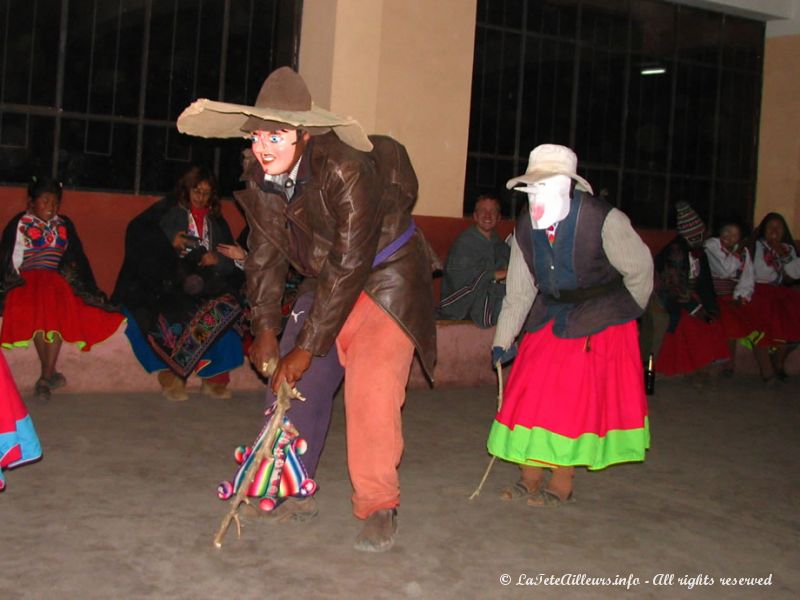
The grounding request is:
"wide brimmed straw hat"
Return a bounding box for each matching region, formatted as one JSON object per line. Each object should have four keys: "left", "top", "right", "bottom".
{"left": 176, "top": 67, "right": 372, "bottom": 152}
{"left": 506, "top": 144, "right": 593, "bottom": 195}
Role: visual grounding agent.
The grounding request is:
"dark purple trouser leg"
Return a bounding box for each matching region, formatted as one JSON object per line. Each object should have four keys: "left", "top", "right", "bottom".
{"left": 265, "top": 292, "right": 344, "bottom": 479}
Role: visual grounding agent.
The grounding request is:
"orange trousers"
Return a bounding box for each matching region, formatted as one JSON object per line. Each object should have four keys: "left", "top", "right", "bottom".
{"left": 336, "top": 293, "right": 414, "bottom": 520}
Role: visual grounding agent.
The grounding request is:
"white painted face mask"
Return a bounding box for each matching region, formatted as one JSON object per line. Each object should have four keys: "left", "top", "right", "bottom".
{"left": 517, "top": 174, "right": 571, "bottom": 230}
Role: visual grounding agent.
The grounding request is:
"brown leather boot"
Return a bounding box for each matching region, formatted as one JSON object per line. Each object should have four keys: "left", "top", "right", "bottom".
{"left": 354, "top": 508, "right": 398, "bottom": 552}
{"left": 243, "top": 496, "right": 318, "bottom": 523}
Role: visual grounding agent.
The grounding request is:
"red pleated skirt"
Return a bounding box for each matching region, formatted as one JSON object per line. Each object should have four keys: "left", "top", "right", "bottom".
{"left": 715, "top": 295, "right": 762, "bottom": 341}
{"left": 0, "top": 270, "right": 124, "bottom": 352}
{"left": 1, "top": 352, "right": 41, "bottom": 490}
{"left": 747, "top": 284, "right": 800, "bottom": 344}
{"left": 487, "top": 320, "right": 649, "bottom": 470}
{"left": 495, "top": 321, "right": 648, "bottom": 438}
{"left": 656, "top": 310, "right": 730, "bottom": 375}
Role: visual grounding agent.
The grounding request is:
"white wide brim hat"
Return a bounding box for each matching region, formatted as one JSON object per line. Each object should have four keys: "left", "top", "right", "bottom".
{"left": 506, "top": 144, "right": 593, "bottom": 195}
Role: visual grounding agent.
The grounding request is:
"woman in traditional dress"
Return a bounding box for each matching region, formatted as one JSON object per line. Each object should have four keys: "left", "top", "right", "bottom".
{"left": 488, "top": 144, "right": 653, "bottom": 506}
{"left": 652, "top": 202, "right": 730, "bottom": 380}
{"left": 747, "top": 212, "right": 800, "bottom": 382}
{"left": 112, "top": 165, "right": 246, "bottom": 400}
{"left": 0, "top": 177, "right": 124, "bottom": 400}
{"left": 702, "top": 220, "right": 763, "bottom": 377}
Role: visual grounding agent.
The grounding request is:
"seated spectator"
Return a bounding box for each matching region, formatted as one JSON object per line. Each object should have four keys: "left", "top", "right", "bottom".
{"left": 653, "top": 202, "right": 730, "bottom": 380}
{"left": 112, "top": 165, "right": 246, "bottom": 401}
{"left": 703, "top": 219, "right": 763, "bottom": 377}
{"left": 438, "top": 195, "right": 510, "bottom": 327}
{"left": 747, "top": 212, "right": 800, "bottom": 382}
{"left": 0, "top": 177, "right": 124, "bottom": 400}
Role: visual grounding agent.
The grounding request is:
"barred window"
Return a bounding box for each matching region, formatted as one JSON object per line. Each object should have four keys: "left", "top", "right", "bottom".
{"left": 0, "top": 0, "right": 301, "bottom": 196}
{"left": 466, "top": 0, "right": 764, "bottom": 232}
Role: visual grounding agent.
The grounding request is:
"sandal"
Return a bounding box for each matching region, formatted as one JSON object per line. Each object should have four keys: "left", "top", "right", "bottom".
{"left": 47, "top": 372, "right": 67, "bottom": 389}
{"left": 500, "top": 480, "right": 541, "bottom": 500}
{"left": 34, "top": 378, "right": 51, "bottom": 401}
{"left": 526, "top": 488, "right": 575, "bottom": 508}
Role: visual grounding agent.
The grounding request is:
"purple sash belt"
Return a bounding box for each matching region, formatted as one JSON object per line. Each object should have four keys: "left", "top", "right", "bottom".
{"left": 372, "top": 221, "right": 416, "bottom": 268}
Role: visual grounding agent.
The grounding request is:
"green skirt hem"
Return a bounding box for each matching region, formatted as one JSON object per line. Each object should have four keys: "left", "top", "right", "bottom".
{"left": 2, "top": 329, "right": 88, "bottom": 351}
{"left": 487, "top": 417, "right": 650, "bottom": 471}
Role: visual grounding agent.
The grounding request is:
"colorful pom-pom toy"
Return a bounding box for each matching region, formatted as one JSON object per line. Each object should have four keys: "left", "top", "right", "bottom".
{"left": 217, "top": 480, "right": 234, "bottom": 500}
{"left": 216, "top": 414, "right": 316, "bottom": 513}
{"left": 293, "top": 438, "right": 308, "bottom": 455}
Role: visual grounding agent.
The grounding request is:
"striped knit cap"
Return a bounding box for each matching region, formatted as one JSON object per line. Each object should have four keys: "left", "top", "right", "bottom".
{"left": 675, "top": 201, "right": 706, "bottom": 247}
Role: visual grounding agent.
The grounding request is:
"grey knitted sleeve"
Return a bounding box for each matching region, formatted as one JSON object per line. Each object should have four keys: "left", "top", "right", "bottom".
{"left": 602, "top": 208, "right": 654, "bottom": 310}
{"left": 492, "top": 234, "right": 537, "bottom": 350}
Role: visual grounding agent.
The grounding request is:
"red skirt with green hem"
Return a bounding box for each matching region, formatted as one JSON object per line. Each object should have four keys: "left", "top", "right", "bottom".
{"left": 747, "top": 283, "right": 800, "bottom": 344}
{"left": 715, "top": 295, "right": 762, "bottom": 342}
{"left": 487, "top": 320, "right": 649, "bottom": 471}
{"left": 655, "top": 309, "right": 730, "bottom": 375}
{"left": 0, "top": 270, "right": 124, "bottom": 352}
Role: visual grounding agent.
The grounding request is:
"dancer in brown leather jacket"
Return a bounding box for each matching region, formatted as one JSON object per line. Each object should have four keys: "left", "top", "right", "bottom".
{"left": 178, "top": 67, "right": 435, "bottom": 552}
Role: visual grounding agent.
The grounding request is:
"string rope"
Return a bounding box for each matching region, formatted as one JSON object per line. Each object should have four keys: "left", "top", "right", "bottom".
{"left": 468, "top": 361, "right": 504, "bottom": 500}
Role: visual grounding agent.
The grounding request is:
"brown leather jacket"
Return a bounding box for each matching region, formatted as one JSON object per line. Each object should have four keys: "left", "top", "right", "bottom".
{"left": 234, "top": 132, "right": 436, "bottom": 381}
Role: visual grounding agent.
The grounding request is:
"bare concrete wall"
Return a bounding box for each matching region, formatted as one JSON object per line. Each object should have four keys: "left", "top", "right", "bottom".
{"left": 756, "top": 33, "right": 800, "bottom": 232}
{"left": 299, "top": 0, "right": 477, "bottom": 217}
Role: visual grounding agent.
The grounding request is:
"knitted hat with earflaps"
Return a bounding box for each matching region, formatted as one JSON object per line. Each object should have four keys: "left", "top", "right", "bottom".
{"left": 675, "top": 201, "right": 706, "bottom": 247}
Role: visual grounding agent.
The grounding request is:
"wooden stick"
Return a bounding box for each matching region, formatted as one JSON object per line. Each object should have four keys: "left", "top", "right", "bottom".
{"left": 213, "top": 378, "right": 301, "bottom": 548}
{"left": 468, "top": 362, "right": 504, "bottom": 500}
{"left": 496, "top": 361, "right": 504, "bottom": 412}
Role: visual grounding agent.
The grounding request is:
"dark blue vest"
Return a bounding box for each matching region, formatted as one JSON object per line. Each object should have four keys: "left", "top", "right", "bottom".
{"left": 515, "top": 193, "right": 644, "bottom": 338}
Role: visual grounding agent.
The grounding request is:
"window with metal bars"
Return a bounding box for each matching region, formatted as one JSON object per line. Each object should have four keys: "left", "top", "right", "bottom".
{"left": 466, "top": 0, "right": 764, "bottom": 233}
{"left": 0, "top": 0, "right": 301, "bottom": 196}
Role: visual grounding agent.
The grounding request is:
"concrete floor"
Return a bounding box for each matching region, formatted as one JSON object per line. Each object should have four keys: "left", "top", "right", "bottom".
{"left": 2, "top": 375, "right": 798, "bottom": 600}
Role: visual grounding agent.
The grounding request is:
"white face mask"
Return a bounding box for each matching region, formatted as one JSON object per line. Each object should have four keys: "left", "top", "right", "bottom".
{"left": 517, "top": 174, "right": 571, "bottom": 230}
